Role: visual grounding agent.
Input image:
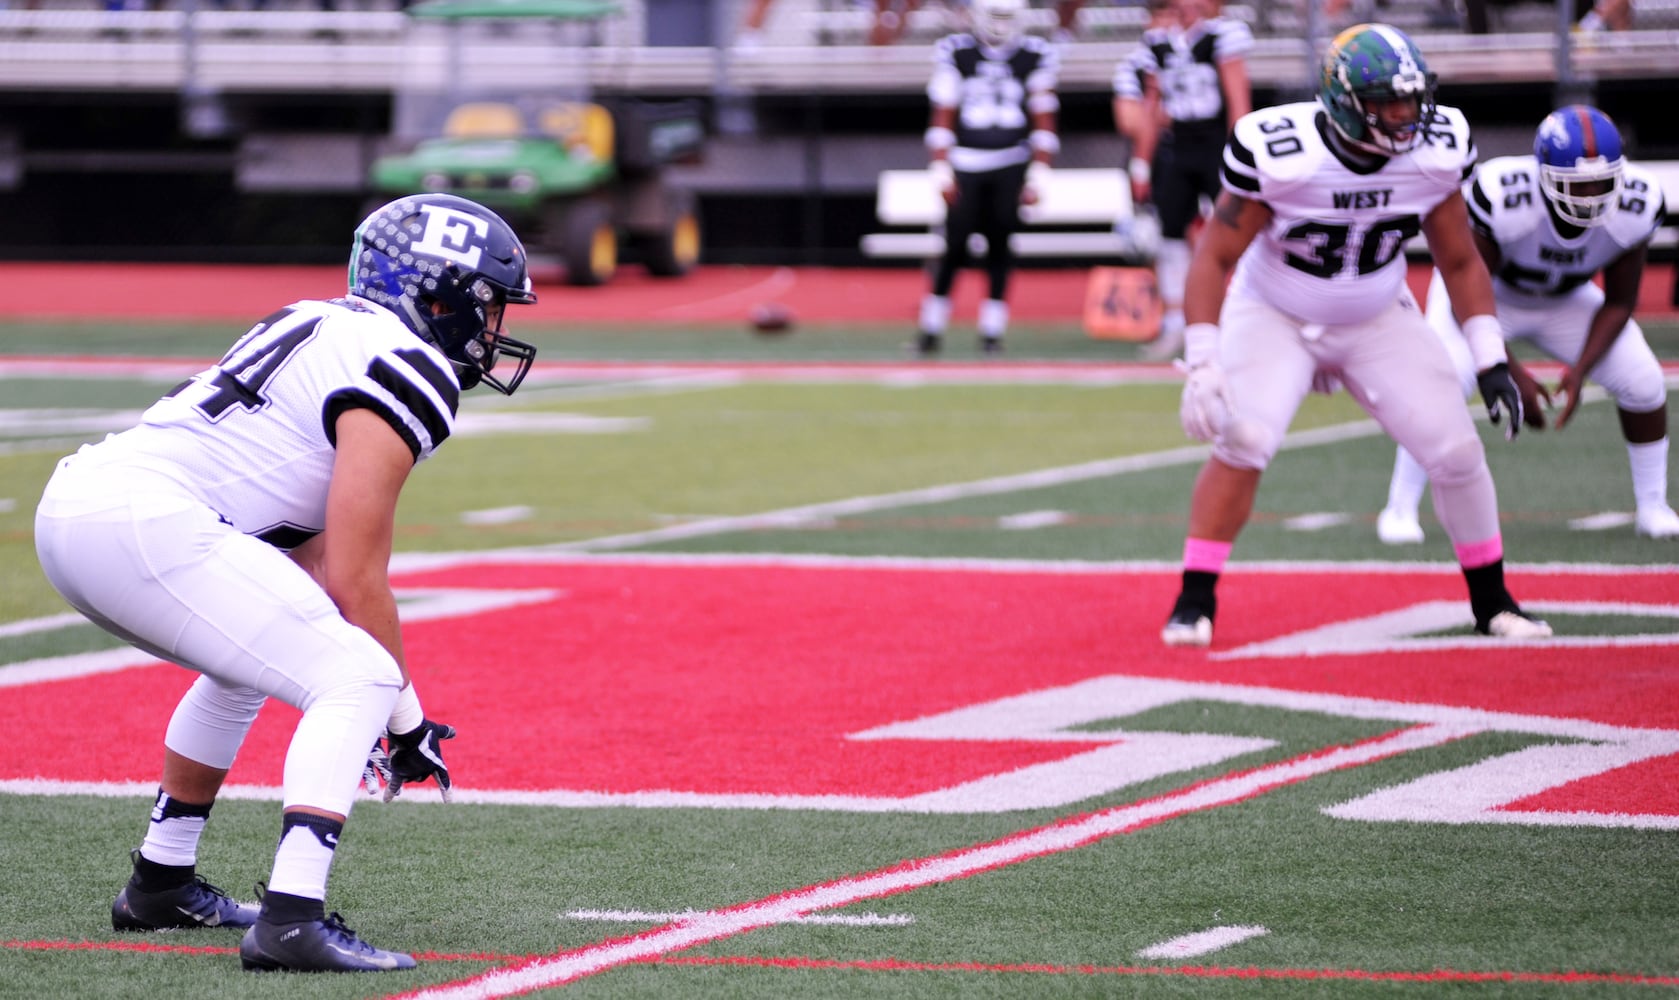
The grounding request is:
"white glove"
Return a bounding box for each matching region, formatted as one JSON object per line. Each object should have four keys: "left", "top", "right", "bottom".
{"left": 1178, "top": 361, "right": 1230, "bottom": 442}
{"left": 929, "top": 159, "right": 955, "bottom": 199}
{"left": 1023, "top": 161, "right": 1051, "bottom": 205}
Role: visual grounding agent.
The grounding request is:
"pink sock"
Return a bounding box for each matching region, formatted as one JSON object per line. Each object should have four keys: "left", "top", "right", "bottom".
{"left": 1183, "top": 537, "right": 1233, "bottom": 574}
{"left": 1454, "top": 536, "right": 1503, "bottom": 569}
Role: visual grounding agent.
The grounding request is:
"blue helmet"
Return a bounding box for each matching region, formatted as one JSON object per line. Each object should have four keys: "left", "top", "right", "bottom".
{"left": 350, "top": 193, "right": 538, "bottom": 394}
{"left": 1318, "top": 23, "right": 1438, "bottom": 155}
{"left": 1534, "top": 105, "right": 1624, "bottom": 228}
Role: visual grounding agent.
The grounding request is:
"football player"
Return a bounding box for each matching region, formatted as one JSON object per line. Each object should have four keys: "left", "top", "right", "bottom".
{"left": 917, "top": 0, "right": 1061, "bottom": 356}
{"left": 1109, "top": 0, "right": 1175, "bottom": 260}
{"left": 1376, "top": 104, "right": 1678, "bottom": 544}
{"left": 1128, "top": 0, "right": 1252, "bottom": 361}
{"left": 34, "top": 194, "right": 538, "bottom": 972}
{"left": 1160, "top": 23, "right": 1551, "bottom": 647}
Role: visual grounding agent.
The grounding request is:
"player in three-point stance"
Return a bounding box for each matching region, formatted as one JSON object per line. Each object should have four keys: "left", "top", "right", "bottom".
{"left": 1375, "top": 104, "right": 1678, "bottom": 544}
{"left": 35, "top": 194, "right": 538, "bottom": 972}
{"left": 1159, "top": 23, "right": 1551, "bottom": 648}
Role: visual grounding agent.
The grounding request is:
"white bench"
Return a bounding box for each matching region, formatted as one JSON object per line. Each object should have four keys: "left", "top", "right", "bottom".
{"left": 858, "top": 166, "right": 1133, "bottom": 260}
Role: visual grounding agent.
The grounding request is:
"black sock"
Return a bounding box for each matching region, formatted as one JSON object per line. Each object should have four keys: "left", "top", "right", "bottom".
{"left": 131, "top": 853, "right": 194, "bottom": 893}
{"left": 1178, "top": 569, "right": 1219, "bottom": 618}
{"left": 260, "top": 889, "right": 327, "bottom": 925}
{"left": 1462, "top": 560, "right": 1512, "bottom": 624}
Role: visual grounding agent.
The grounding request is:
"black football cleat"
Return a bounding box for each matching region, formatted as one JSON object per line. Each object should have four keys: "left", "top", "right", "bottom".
{"left": 240, "top": 912, "right": 416, "bottom": 973}
{"left": 915, "top": 331, "right": 942, "bottom": 357}
{"left": 979, "top": 335, "right": 1004, "bottom": 355}
{"left": 111, "top": 853, "right": 259, "bottom": 931}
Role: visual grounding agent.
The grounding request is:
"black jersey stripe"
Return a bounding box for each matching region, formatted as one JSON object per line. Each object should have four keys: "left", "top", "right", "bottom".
{"left": 368, "top": 355, "right": 452, "bottom": 447}
{"left": 322, "top": 389, "right": 424, "bottom": 462}
{"left": 392, "top": 347, "right": 460, "bottom": 417}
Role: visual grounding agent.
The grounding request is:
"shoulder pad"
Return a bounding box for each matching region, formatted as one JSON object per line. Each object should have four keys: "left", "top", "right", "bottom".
{"left": 1412, "top": 105, "right": 1476, "bottom": 185}
{"left": 1465, "top": 155, "right": 1544, "bottom": 241}
{"left": 1604, "top": 162, "right": 1667, "bottom": 246}
{"left": 1224, "top": 102, "right": 1324, "bottom": 196}
{"left": 1212, "top": 16, "right": 1253, "bottom": 58}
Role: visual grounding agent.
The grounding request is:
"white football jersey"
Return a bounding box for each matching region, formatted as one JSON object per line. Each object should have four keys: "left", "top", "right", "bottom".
{"left": 74, "top": 296, "right": 458, "bottom": 550}
{"left": 1465, "top": 154, "right": 1666, "bottom": 307}
{"left": 1223, "top": 101, "right": 1477, "bottom": 325}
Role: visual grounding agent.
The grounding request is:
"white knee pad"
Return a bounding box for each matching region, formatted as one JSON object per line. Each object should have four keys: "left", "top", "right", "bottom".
{"left": 1604, "top": 361, "right": 1667, "bottom": 414}
{"left": 1212, "top": 413, "right": 1278, "bottom": 470}
{"left": 164, "top": 674, "right": 268, "bottom": 770}
{"left": 1422, "top": 432, "right": 1486, "bottom": 487}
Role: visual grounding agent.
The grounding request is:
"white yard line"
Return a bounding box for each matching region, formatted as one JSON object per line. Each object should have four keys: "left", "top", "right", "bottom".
{"left": 396, "top": 725, "right": 1460, "bottom": 1000}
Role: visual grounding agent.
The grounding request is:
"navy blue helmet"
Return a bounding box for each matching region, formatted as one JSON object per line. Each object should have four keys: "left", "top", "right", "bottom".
{"left": 351, "top": 194, "right": 537, "bottom": 394}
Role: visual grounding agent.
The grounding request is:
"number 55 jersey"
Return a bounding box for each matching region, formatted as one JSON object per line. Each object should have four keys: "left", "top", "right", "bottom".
{"left": 1220, "top": 101, "right": 1477, "bottom": 325}
{"left": 1465, "top": 154, "right": 1666, "bottom": 308}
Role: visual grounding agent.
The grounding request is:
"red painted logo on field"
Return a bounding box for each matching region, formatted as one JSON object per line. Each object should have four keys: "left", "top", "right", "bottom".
{"left": 4, "top": 563, "right": 1676, "bottom": 820}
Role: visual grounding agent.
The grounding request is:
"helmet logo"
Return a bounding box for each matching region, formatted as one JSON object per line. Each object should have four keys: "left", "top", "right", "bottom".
{"left": 411, "top": 204, "right": 489, "bottom": 270}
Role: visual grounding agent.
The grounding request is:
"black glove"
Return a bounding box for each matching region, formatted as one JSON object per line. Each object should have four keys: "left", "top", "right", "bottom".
{"left": 384, "top": 719, "right": 456, "bottom": 802}
{"left": 1476, "top": 362, "right": 1523, "bottom": 441}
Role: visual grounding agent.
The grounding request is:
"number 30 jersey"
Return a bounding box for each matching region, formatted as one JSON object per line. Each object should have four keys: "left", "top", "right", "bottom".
{"left": 1222, "top": 101, "right": 1477, "bottom": 325}
{"left": 77, "top": 296, "right": 459, "bottom": 550}
{"left": 1465, "top": 154, "right": 1667, "bottom": 307}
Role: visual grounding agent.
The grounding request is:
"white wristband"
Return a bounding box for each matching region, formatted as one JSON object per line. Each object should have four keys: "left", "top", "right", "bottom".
{"left": 1462, "top": 314, "right": 1507, "bottom": 371}
{"left": 1183, "top": 322, "right": 1220, "bottom": 369}
{"left": 924, "top": 126, "right": 955, "bottom": 152}
{"left": 1128, "top": 158, "right": 1151, "bottom": 184}
{"left": 388, "top": 684, "right": 424, "bottom": 735}
{"left": 1028, "top": 129, "right": 1060, "bottom": 155}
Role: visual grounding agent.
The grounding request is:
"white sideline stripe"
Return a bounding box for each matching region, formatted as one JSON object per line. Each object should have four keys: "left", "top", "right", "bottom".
{"left": 1283, "top": 512, "right": 1349, "bottom": 531}
{"left": 531, "top": 421, "right": 1385, "bottom": 554}
{"left": 565, "top": 908, "right": 914, "bottom": 927}
{"left": 405, "top": 725, "right": 1459, "bottom": 1000}
{"left": 0, "top": 588, "right": 560, "bottom": 688}
{"left": 0, "top": 612, "right": 87, "bottom": 639}
{"left": 1137, "top": 924, "right": 1269, "bottom": 959}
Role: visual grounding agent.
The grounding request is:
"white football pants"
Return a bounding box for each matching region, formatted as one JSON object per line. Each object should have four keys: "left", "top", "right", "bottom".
{"left": 1215, "top": 287, "right": 1503, "bottom": 546}
{"left": 34, "top": 455, "right": 401, "bottom": 817}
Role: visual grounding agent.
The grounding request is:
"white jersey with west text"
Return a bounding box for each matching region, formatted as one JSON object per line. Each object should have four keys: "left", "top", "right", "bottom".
{"left": 1465, "top": 154, "right": 1667, "bottom": 307}
{"left": 71, "top": 296, "right": 458, "bottom": 550}
{"left": 1222, "top": 101, "right": 1477, "bottom": 325}
{"left": 929, "top": 33, "right": 1060, "bottom": 173}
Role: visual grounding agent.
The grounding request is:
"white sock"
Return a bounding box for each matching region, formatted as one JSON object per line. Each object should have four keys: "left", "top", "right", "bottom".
{"left": 1386, "top": 446, "right": 1430, "bottom": 517}
{"left": 139, "top": 790, "right": 210, "bottom": 867}
{"left": 919, "top": 294, "right": 951, "bottom": 335}
{"left": 267, "top": 817, "right": 340, "bottom": 901}
{"left": 978, "top": 298, "right": 1009, "bottom": 339}
{"left": 1155, "top": 238, "right": 1191, "bottom": 320}
{"left": 1628, "top": 437, "right": 1670, "bottom": 510}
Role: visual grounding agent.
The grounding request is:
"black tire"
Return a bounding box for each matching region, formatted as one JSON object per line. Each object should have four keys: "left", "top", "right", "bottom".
{"left": 640, "top": 188, "right": 701, "bottom": 278}
{"left": 555, "top": 199, "right": 618, "bottom": 287}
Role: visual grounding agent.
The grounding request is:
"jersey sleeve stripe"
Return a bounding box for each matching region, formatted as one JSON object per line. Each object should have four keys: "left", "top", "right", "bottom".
{"left": 1467, "top": 177, "right": 1495, "bottom": 230}
{"left": 368, "top": 356, "right": 453, "bottom": 447}
{"left": 1222, "top": 137, "right": 1260, "bottom": 193}
{"left": 392, "top": 347, "right": 460, "bottom": 417}
{"left": 322, "top": 389, "right": 424, "bottom": 461}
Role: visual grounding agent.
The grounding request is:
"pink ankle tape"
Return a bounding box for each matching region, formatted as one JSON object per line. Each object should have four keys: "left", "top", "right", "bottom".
{"left": 1454, "top": 536, "right": 1503, "bottom": 569}
{"left": 1183, "top": 538, "right": 1233, "bottom": 574}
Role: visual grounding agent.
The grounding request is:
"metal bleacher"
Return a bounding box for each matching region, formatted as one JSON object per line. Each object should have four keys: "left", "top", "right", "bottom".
{"left": 0, "top": 0, "right": 1676, "bottom": 97}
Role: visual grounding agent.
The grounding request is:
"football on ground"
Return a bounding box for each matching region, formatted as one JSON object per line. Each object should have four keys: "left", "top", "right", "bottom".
{"left": 749, "top": 302, "right": 794, "bottom": 335}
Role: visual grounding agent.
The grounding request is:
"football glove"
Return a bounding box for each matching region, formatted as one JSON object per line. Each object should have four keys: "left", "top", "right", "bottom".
{"left": 384, "top": 719, "right": 456, "bottom": 803}
{"left": 1178, "top": 361, "right": 1230, "bottom": 442}
{"left": 1476, "top": 362, "right": 1523, "bottom": 441}
{"left": 361, "top": 740, "right": 391, "bottom": 796}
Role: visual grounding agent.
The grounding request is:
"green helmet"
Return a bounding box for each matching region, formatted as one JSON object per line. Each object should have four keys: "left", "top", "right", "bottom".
{"left": 1318, "top": 23, "right": 1438, "bottom": 155}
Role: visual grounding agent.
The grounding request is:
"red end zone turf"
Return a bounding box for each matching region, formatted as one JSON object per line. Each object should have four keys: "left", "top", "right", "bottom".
{"left": 5, "top": 562, "right": 1676, "bottom": 816}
